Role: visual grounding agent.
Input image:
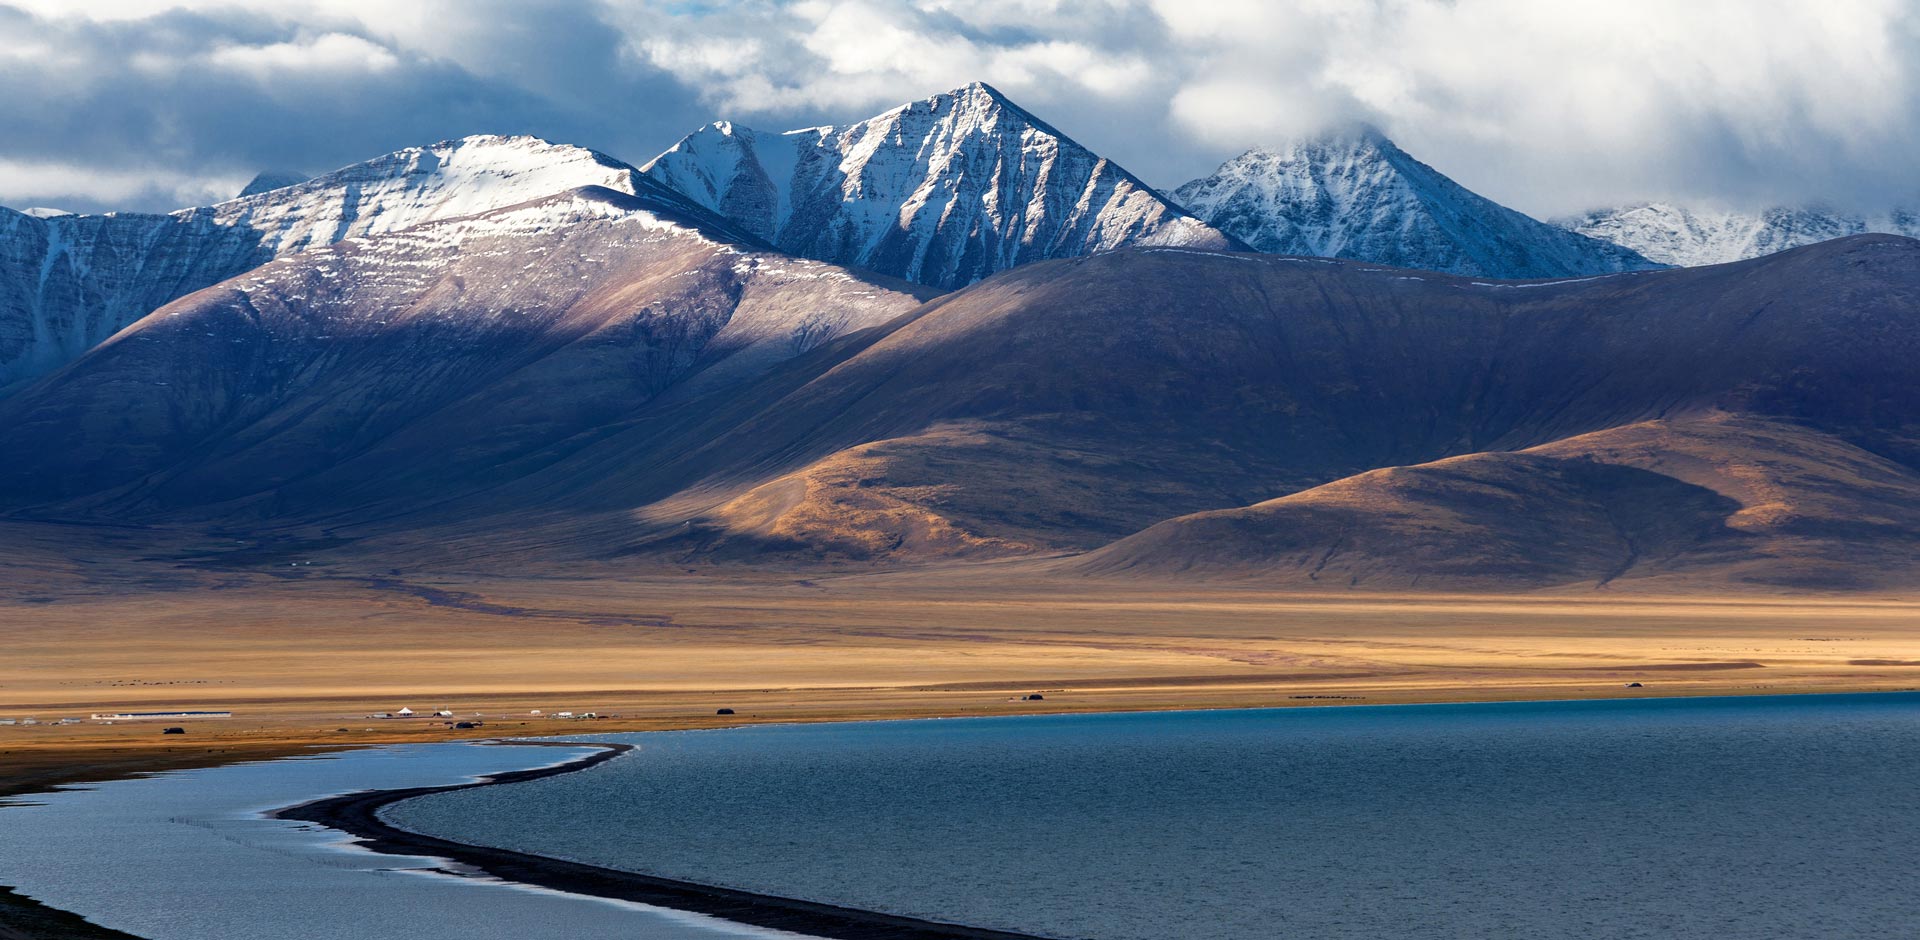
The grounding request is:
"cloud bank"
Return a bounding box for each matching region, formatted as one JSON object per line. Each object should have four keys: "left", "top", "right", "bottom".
{"left": 4, "top": 0, "right": 1916, "bottom": 216}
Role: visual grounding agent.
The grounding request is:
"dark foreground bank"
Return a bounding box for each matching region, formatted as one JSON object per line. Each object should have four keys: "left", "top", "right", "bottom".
{"left": 0, "top": 885, "right": 143, "bottom": 940}
{"left": 276, "top": 741, "right": 1058, "bottom": 940}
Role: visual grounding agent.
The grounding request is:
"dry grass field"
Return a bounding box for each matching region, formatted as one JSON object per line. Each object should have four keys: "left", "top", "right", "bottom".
{"left": 5, "top": 523, "right": 1918, "bottom": 797}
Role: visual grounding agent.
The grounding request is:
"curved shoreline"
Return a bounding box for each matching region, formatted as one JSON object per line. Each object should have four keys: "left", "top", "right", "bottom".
{"left": 275, "top": 741, "right": 1059, "bottom": 940}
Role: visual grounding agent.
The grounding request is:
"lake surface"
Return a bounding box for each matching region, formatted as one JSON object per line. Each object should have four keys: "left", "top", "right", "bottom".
{"left": 0, "top": 742, "right": 805, "bottom": 940}
{"left": 389, "top": 694, "right": 1920, "bottom": 940}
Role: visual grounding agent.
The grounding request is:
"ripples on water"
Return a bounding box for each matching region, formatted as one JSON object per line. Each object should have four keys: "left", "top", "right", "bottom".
{"left": 389, "top": 694, "right": 1920, "bottom": 940}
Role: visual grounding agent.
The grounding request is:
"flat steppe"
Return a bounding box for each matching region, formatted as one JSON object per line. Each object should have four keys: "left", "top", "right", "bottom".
{"left": 5, "top": 526, "right": 1917, "bottom": 798}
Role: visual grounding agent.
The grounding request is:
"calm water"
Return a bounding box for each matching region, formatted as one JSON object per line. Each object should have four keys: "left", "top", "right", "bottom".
{"left": 0, "top": 743, "right": 804, "bottom": 940}
{"left": 389, "top": 694, "right": 1920, "bottom": 940}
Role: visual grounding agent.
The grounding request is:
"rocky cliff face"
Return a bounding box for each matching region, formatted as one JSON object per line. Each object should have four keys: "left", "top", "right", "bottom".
{"left": 0, "top": 208, "right": 269, "bottom": 390}
{"left": 0, "top": 135, "right": 741, "bottom": 390}
{"left": 1172, "top": 127, "right": 1662, "bottom": 278}
{"left": 1558, "top": 201, "right": 1920, "bottom": 266}
{"left": 642, "top": 82, "right": 1238, "bottom": 290}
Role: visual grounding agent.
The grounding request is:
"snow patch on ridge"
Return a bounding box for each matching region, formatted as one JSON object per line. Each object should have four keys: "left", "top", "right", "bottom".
{"left": 0, "top": 136, "right": 747, "bottom": 389}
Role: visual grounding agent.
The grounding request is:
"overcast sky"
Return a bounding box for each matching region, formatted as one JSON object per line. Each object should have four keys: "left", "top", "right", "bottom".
{"left": 4, "top": 0, "right": 1916, "bottom": 217}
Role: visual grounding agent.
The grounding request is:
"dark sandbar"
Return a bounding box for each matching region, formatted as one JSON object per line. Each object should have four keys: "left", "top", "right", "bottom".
{"left": 276, "top": 742, "right": 1059, "bottom": 940}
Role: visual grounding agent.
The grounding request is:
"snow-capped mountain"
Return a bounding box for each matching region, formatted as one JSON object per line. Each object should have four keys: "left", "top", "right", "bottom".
{"left": 1171, "top": 127, "right": 1662, "bottom": 279}
{"left": 0, "top": 135, "right": 743, "bottom": 390}
{"left": 0, "top": 185, "right": 925, "bottom": 518}
{"left": 641, "top": 82, "right": 1238, "bottom": 290}
{"left": 191, "top": 134, "right": 729, "bottom": 258}
{"left": 1556, "top": 202, "right": 1920, "bottom": 267}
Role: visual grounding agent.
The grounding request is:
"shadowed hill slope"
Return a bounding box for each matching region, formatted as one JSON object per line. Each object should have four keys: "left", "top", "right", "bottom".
{"left": 0, "top": 187, "right": 929, "bottom": 520}
{"left": 2, "top": 233, "right": 1916, "bottom": 591}
{"left": 508, "top": 236, "right": 1918, "bottom": 573}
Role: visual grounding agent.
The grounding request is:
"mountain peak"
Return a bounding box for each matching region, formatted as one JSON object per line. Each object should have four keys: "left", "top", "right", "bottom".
{"left": 1174, "top": 129, "right": 1661, "bottom": 278}
{"left": 848, "top": 81, "right": 1044, "bottom": 141}
{"left": 920, "top": 81, "right": 1067, "bottom": 139}
{"left": 642, "top": 87, "right": 1235, "bottom": 289}
{"left": 938, "top": 80, "right": 1013, "bottom": 107}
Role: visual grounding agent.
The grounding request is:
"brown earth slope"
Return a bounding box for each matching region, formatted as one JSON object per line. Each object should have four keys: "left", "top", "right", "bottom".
{"left": 515, "top": 236, "right": 1920, "bottom": 585}
{"left": 1067, "top": 415, "right": 1920, "bottom": 590}
{"left": 2, "top": 234, "right": 1917, "bottom": 591}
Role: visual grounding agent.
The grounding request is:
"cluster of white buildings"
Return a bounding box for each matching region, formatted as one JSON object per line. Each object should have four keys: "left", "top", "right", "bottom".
{"left": 368, "top": 706, "right": 602, "bottom": 721}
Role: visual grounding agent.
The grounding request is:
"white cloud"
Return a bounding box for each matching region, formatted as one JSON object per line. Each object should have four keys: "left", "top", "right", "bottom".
{"left": 986, "top": 41, "right": 1152, "bottom": 97}
{"left": 207, "top": 32, "right": 399, "bottom": 80}
{"left": 0, "top": 158, "right": 246, "bottom": 211}
{"left": 621, "top": 0, "right": 1920, "bottom": 211}
{"left": 615, "top": 0, "right": 1163, "bottom": 116}
{"left": 3, "top": 0, "right": 1918, "bottom": 216}
{"left": 1146, "top": 0, "right": 1920, "bottom": 211}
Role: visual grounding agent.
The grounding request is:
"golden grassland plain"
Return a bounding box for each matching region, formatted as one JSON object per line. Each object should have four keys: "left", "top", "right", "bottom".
{"left": 5, "top": 550, "right": 1920, "bottom": 799}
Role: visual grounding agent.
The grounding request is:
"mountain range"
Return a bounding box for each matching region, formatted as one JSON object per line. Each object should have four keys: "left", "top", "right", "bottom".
{"left": 1557, "top": 202, "right": 1920, "bottom": 267}
{"left": 11, "top": 82, "right": 1903, "bottom": 394}
{"left": 3, "top": 83, "right": 1917, "bottom": 594}
{"left": 4, "top": 227, "right": 1916, "bottom": 591}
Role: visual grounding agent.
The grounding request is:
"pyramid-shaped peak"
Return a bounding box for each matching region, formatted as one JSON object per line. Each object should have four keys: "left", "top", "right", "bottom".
{"left": 878, "top": 81, "right": 1084, "bottom": 151}
{"left": 941, "top": 80, "right": 1012, "bottom": 104}
{"left": 641, "top": 84, "right": 1236, "bottom": 289}
{"left": 909, "top": 81, "right": 1042, "bottom": 123}
{"left": 1174, "top": 127, "right": 1661, "bottom": 278}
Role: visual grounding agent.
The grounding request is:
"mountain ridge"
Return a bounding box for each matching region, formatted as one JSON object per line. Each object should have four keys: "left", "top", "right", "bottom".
{"left": 0, "top": 182, "right": 928, "bottom": 522}
{"left": 1559, "top": 201, "right": 1920, "bottom": 266}
{"left": 0, "top": 134, "right": 759, "bottom": 391}
{"left": 1171, "top": 127, "right": 1664, "bottom": 279}
{"left": 641, "top": 82, "right": 1240, "bottom": 289}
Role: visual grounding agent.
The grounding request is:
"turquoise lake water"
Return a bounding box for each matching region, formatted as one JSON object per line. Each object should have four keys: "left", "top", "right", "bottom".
{"left": 388, "top": 693, "right": 1920, "bottom": 940}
